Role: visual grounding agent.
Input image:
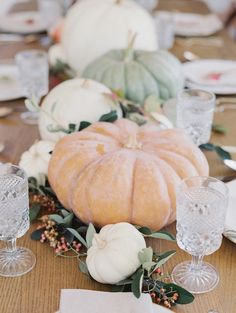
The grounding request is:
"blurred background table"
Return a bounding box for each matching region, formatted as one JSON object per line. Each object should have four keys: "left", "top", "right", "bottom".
{"left": 0, "top": 1, "right": 236, "bottom": 313}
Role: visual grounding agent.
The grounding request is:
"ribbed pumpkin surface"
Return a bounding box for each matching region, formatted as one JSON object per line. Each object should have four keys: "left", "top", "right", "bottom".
{"left": 48, "top": 119, "right": 209, "bottom": 230}
{"left": 83, "top": 49, "right": 184, "bottom": 104}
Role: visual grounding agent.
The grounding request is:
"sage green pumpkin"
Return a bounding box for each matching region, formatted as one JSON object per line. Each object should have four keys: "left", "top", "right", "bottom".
{"left": 83, "top": 49, "right": 184, "bottom": 105}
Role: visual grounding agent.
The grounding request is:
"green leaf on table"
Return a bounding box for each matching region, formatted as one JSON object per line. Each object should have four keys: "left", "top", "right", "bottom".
{"left": 49, "top": 214, "right": 64, "bottom": 224}
{"left": 131, "top": 269, "right": 144, "bottom": 299}
{"left": 78, "top": 259, "right": 90, "bottom": 276}
{"left": 86, "top": 223, "right": 96, "bottom": 248}
{"left": 215, "top": 145, "right": 232, "bottom": 160}
{"left": 142, "top": 261, "right": 156, "bottom": 272}
{"left": 63, "top": 213, "right": 74, "bottom": 227}
{"left": 115, "top": 278, "right": 133, "bottom": 286}
{"left": 128, "top": 113, "right": 147, "bottom": 126}
{"left": 138, "top": 247, "right": 153, "bottom": 265}
{"left": 67, "top": 228, "right": 88, "bottom": 248}
{"left": 68, "top": 123, "right": 77, "bottom": 133}
{"left": 200, "top": 142, "right": 232, "bottom": 160}
{"left": 200, "top": 143, "right": 215, "bottom": 151}
{"left": 212, "top": 124, "right": 228, "bottom": 134}
{"left": 29, "top": 203, "right": 41, "bottom": 222}
{"left": 111, "top": 284, "right": 126, "bottom": 292}
{"left": 152, "top": 250, "right": 176, "bottom": 272}
{"left": 47, "top": 124, "right": 69, "bottom": 134}
{"left": 60, "top": 209, "right": 71, "bottom": 218}
{"left": 163, "top": 283, "right": 194, "bottom": 304}
{"left": 78, "top": 121, "right": 91, "bottom": 131}
{"left": 137, "top": 226, "right": 176, "bottom": 242}
{"left": 31, "top": 227, "right": 45, "bottom": 241}
{"left": 99, "top": 110, "right": 118, "bottom": 123}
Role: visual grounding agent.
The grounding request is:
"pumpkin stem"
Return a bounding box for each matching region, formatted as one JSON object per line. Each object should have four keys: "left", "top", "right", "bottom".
{"left": 81, "top": 79, "right": 90, "bottom": 88}
{"left": 124, "top": 134, "right": 142, "bottom": 150}
{"left": 94, "top": 234, "right": 107, "bottom": 249}
{"left": 115, "top": 0, "right": 123, "bottom": 4}
{"left": 124, "top": 32, "right": 137, "bottom": 63}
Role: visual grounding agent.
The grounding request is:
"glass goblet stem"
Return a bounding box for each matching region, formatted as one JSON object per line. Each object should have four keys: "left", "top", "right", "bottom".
{"left": 190, "top": 255, "right": 203, "bottom": 270}
{"left": 5, "top": 238, "right": 17, "bottom": 252}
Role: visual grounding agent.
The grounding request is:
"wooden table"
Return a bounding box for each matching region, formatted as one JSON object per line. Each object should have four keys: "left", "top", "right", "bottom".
{"left": 0, "top": 1, "right": 236, "bottom": 313}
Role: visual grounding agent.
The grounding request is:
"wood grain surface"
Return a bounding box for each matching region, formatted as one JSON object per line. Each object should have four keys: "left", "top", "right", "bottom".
{"left": 0, "top": 1, "right": 236, "bottom": 313}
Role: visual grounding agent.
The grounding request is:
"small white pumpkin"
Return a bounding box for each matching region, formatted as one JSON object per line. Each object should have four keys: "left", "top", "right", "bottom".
{"left": 86, "top": 222, "right": 146, "bottom": 284}
{"left": 38, "top": 78, "right": 122, "bottom": 142}
{"left": 61, "top": 0, "right": 158, "bottom": 72}
{"left": 19, "top": 140, "right": 55, "bottom": 184}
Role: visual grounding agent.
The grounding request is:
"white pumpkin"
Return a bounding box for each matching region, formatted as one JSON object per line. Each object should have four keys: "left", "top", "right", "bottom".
{"left": 19, "top": 140, "right": 55, "bottom": 184}
{"left": 38, "top": 78, "right": 122, "bottom": 142}
{"left": 62, "top": 0, "right": 158, "bottom": 72}
{"left": 86, "top": 223, "right": 146, "bottom": 284}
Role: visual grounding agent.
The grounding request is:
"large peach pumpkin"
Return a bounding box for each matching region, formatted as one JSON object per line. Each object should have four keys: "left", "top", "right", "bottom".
{"left": 48, "top": 119, "right": 209, "bottom": 230}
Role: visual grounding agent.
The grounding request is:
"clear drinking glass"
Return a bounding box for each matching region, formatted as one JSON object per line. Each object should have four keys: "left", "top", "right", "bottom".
{"left": 15, "top": 50, "right": 49, "bottom": 125}
{"left": 0, "top": 164, "right": 36, "bottom": 277}
{"left": 154, "top": 12, "right": 174, "bottom": 49}
{"left": 177, "top": 89, "right": 216, "bottom": 146}
{"left": 172, "top": 176, "right": 228, "bottom": 294}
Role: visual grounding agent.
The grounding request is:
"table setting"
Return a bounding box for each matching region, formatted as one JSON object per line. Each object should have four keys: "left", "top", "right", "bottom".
{"left": 0, "top": 1, "right": 236, "bottom": 313}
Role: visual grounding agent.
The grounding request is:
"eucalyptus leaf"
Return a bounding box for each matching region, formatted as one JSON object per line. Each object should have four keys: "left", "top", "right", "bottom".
{"left": 68, "top": 123, "right": 77, "bottom": 133}
{"left": 67, "top": 228, "right": 88, "bottom": 248}
{"left": 215, "top": 145, "right": 232, "bottom": 160}
{"left": 200, "top": 143, "right": 215, "bottom": 151}
{"left": 86, "top": 223, "right": 96, "bottom": 248}
{"left": 152, "top": 250, "right": 176, "bottom": 273}
{"left": 63, "top": 213, "right": 74, "bottom": 227}
{"left": 29, "top": 203, "right": 41, "bottom": 222}
{"left": 212, "top": 124, "right": 228, "bottom": 134}
{"left": 131, "top": 269, "right": 144, "bottom": 299}
{"left": 138, "top": 247, "right": 153, "bottom": 265}
{"left": 163, "top": 283, "right": 194, "bottom": 304}
{"left": 60, "top": 209, "right": 71, "bottom": 218}
{"left": 111, "top": 285, "right": 126, "bottom": 292}
{"left": 115, "top": 278, "right": 133, "bottom": 286}
{"left": 79, "top": 121, "right": 91, "bottom": 131}
{"left": 64, "top": 229, "right": 74, "bottom": 244}
{"left": 137, "top": 226, "right": 176, "bottom": 242}
{"left": 142, "top": 261, "right": 156, "bottom": 272}
{"left": 47, "top": 124, "right": 69, "bottom": 134}
{"left": 78, "top": 259, "right": 90, "bottom": 276}
{"left": 99, "top": 110, "right": 118, "bottom": 123}
{"left": 128, "top": 113, "right": 147, "bottom": 126}
{"left": 49, "top": 214, "right": 64, "bottom": 224}
{"left": 31, "top": 228, "right": 45, "bottom": 241}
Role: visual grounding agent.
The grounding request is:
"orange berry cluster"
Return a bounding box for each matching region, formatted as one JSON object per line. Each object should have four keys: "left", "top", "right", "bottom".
{"left": 31, "top": 194, "right": 56, "bottom": 212}
{"left": 150, "top": 290, "right": 179, "bottom": 308}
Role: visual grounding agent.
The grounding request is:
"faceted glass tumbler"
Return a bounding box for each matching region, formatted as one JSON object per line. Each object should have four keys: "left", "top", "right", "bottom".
{"left": 0, "top": 164, "right": 36, "bottom": 277}
{"left": 172, "top": 176, "right": 228, "bottom": 294}
{"left": 177, "top": 89, "right": 216, "bottom": 146}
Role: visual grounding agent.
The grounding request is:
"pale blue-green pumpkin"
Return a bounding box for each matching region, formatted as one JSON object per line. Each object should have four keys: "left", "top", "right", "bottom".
{"left": 83, "top": 46, "right": 184, "bottom": 105}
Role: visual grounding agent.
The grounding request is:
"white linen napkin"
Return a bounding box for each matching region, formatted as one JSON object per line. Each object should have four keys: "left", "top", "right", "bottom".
{"left": 225, "top": 179, "right": 236, "bottom": 232}
{"left": 58, "top": 290, "right": 154, "bottom": 313}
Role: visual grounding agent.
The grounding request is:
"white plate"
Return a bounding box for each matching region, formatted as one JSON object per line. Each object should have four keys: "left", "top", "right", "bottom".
{"left": 56, "top": 303, "right": 173, "bottom": 313}
{"left": 0, "top": 63, "right": 23, "bottom": 101}
{"left": 173, "top": 12, "right": 223, "bottom": 37}
{"left": 224, "top": 180, "right": 236, "bottom": 244}
{"left": 183, "top": 60, "right": 236, "bottom": 95}
{"left": 0, "top": 11, "right": 46, "bottom": 34}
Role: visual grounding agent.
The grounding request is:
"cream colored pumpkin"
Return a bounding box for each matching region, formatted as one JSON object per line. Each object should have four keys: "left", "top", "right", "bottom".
{"left": 86, "top": 222, "right": 146, "bottom": 284}
{"left": 48, "top": 119, "right": 209, "bottom": 230}
{"left": 61, "top": 0, "right": 158, "bottom": 72}
{"left": 38, "top": 78, "right": 122, "bottom": 142}
{"left": 19, "top": 140, "right": 55, "bottom": 184}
